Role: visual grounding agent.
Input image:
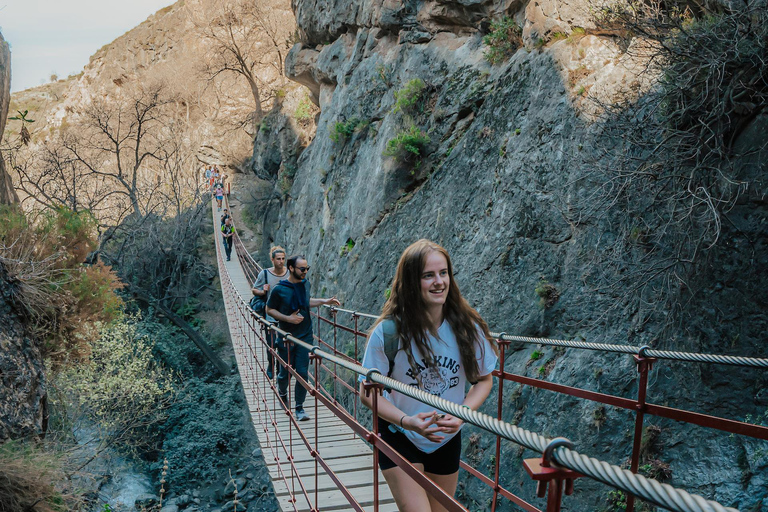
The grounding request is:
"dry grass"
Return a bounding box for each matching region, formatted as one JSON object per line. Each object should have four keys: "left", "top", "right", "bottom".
{"left": 0, "top": 440, "right": 68, "bottom": 512}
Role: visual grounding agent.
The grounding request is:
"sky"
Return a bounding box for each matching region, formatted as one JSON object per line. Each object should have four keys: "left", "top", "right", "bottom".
{"left": 0, "top": 0, "right": 174, "bottom": 92}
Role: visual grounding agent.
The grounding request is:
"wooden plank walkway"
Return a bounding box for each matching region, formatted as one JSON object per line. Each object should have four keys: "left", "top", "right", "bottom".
{"left": 214, "top": 200, "right": 398, "bottom": 512}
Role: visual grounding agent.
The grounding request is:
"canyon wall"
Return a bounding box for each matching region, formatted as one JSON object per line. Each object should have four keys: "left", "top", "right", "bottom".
{"left": 250, "top": 0, "right": 768, "bottom": 509}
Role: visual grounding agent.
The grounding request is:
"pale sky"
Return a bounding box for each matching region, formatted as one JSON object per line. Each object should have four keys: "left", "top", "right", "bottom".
{"left": 0, "top": 0, "right": 174, "bottom": 92}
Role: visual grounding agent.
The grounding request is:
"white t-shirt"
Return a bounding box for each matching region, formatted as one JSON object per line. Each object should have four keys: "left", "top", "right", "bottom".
{"left": 359, "top": 320, "right": 498, "bottom": 453}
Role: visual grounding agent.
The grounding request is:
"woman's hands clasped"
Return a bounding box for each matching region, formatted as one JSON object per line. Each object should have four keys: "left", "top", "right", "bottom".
{"left": 402, "top": 411, "right": 464, "bottom": 443}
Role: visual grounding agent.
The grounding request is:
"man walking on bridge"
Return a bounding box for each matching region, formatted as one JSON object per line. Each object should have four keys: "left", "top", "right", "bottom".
{"left": 251, "top": 246, "right": 288, "bottom": 380}
{"left": 266, "top": 255, "right": 340, "bottom": 421}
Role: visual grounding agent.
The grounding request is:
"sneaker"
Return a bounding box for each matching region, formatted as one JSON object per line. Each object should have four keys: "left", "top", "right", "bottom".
{"left": 226, "top": 257, "right": 231, "bottom": 261}
{"left": 295, "top": 408, "right": 310, "bottom": 422}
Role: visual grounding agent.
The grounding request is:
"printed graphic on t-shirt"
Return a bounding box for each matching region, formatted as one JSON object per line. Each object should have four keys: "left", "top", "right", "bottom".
{"left": 405, "top": 356, "right": 461, "bottom": 395}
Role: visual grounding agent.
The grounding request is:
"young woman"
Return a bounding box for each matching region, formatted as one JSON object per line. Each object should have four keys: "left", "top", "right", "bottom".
{"left": 359, "top": 239, "right": 498, "bottom": 512}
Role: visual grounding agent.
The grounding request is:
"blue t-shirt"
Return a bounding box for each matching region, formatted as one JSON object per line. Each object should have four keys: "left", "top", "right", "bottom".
{"left": 267, "top": 280, "right": 312, "bottom": 342}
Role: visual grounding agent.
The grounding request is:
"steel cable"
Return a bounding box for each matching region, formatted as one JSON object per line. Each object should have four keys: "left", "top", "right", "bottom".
{"left": 317, "top": 304, "right": 767, "bottom": 368}
{"left": 492, "top": 333, "right": 768, "bottom": 369}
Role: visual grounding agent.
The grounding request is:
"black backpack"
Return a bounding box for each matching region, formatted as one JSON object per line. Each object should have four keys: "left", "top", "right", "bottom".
{"left": 249, "top": 269, "right": 268, "bottom": 317}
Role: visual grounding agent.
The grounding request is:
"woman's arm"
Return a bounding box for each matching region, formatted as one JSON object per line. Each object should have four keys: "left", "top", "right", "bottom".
{"left": 358, "top": 382, "right": 445, "bottom": 443}
{"left": 436, "top": 373, "right": 493, "bottom": 434}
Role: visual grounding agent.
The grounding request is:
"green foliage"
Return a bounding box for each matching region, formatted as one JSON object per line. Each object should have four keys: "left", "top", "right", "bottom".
{"left": 55, "top": 317, "right": 175, "bottom": 436}
{"left": 294, "top": 95, "right": 315, "bottom": 122}
{"left": 530, "top": 350, "right": 542, "bottom": 361}
{"left": 537, "top": 366, "right": 546, "bottom": 377}
{"left": 393, "top": 79, "right": 426, "bottom": 114}
{"left": 383, "top": 125, "right": 430, "bottom": 162}
{"left": 483, "top": 17, "right": 522, "bottom": 64}
{"left": 384, "top": 288, "right": 391, "bottom": 300}
{"left": 605, "top": 490, "right": 627, "bottom": 511}
{"left": 330, "top": 118, "right": 359, "bottom": 144}
{"left": 159, "top": 376, "right": 249, "bottom": 488}
{"left": 340, "top": 238, "right": 356, "bottom": 256}
{"left": 0, "top": 206, "right": 123, "bottom": 362}
{"left": 535, "top": 279, "right": 560, "bottom": 309}
{"left": 8, "top": 109, "right": 35, "bottom": 123}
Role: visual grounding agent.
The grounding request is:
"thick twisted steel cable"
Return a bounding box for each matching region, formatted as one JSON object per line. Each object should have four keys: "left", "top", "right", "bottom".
{"left": 492, "top": 332, "right": 768, "bottom": 369}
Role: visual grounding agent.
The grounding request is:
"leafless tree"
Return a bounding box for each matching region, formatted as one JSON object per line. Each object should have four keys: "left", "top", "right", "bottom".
{"left": 192, "top": 0, "right": 294, "bottom": 118}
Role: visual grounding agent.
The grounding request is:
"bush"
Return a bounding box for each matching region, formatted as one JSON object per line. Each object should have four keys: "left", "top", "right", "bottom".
{"left": 294, "top": 95, "right": 315, "bottom": 123}
{"left": 54, "top": 317, "right": 175, "bottom": 448}
{"left": 393, "top": 79, "right": 426, "bottom": 114}
{"left": 483, "top": 17, "right": 522, "bottom": 64}
{"left": 383, "top": 125, "right": 430, "bottom": 162}
{"left": 330, "top": 118, "right": 359, "bottom": 144}
{"left": 534, "top": 279, "right": 560, "bottom": 309}
{"left": 0, "top": 206, "right": 123, "bottom": 362}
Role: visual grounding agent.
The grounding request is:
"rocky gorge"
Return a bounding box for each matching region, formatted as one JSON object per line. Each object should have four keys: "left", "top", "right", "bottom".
{"left": 1, "top": 0, "right": 767, "bottom": 510}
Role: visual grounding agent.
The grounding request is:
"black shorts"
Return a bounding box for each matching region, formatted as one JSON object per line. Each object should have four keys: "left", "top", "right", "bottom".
{"left": 377, "top": 419, "right": 461, "bottom": 475}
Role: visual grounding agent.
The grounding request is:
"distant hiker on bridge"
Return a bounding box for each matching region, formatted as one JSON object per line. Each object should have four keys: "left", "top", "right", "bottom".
{"left": 214, "top": 183, "right": 224, "bottom": 211}
{"left": 251, "top": 245, "right": 288, "bottom": 380}
{"left": 221, "top": 217, "right": 235, "bottom": 261}
{"left": 266, "top": 255, "right": 340, "bottom": 421}
{"left": 220, "top": 208, "right": 231, "bottom": 226}
{"left": 359, "top": 239, "right": 498, "bottom": 512}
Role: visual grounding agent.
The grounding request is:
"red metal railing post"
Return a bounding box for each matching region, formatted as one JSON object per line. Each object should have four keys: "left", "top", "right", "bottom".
{"left": 353, "top": 312, "right": 360, "bottom": 421}
{"left": 626, "top": 352, "right": 657, "bottom": 512}
{"left": 492, "top": 338, "right": 510, "bottom": 512}
{"left": 363, "top": 381, "right": 385, "bottom": 512}
{"left": 332, "top": 307, "right": 339, "bottom": 404}
{"left": 311, "top": 352, "right": 320, "bottom": 511}
{"left": 523, "top": 439, "right": 582, "bottom": 512}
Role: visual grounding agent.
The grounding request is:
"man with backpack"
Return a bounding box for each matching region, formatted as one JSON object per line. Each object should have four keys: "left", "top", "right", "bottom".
{"left": 250, "top": 246, "right": 288, "bottom": 380}
{"left": 266, "top": 255, "right": 340, "bottom": 421}
{"left": 221, "top": 217, "right": 235, "bottom": 261}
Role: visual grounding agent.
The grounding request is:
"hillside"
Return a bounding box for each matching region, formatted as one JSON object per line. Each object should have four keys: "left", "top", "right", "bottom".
{"left": 8, "top": 0, "right": 297, "bottom": 176}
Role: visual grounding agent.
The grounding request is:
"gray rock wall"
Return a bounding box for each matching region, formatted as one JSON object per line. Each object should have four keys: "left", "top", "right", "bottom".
{"left": 0, "top": 32, "right": 19, "bottom": 205}
{"left": 250, "top": 2, "right": 768, "bottom": 509}
{"left": 0, "top": 31, "right": 45, "bottom": 441}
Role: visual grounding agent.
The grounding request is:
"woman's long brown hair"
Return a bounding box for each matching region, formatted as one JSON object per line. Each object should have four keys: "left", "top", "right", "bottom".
{"left": 375, "top": 239, "right": 498, "bottom": 383}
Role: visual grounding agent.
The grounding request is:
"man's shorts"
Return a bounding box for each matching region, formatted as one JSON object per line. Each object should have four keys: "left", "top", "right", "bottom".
{"left": 377, "top": 419, "right": 461, "bottom": 475}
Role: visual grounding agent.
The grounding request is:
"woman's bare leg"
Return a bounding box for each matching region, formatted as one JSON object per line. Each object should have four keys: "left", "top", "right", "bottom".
{"left": 382, "top": 463, "right": 431, "bottom": 512}
{"left": 424, "top": 471, "right": 459, "bottom": 512}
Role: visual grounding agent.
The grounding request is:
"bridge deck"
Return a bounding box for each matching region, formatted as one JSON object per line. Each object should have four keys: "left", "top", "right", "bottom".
{"left": 215, "top": 200, "right": 398, "bottom": 512}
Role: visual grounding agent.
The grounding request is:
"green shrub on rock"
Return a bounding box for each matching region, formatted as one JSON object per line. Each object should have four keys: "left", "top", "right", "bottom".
{"left": 393, "top": 79, "right": 426, "bottom": 114}
{"left": 383, "top": 125, "right": 430, "bottom": 162}
{"left": 330, "top": 119, "right": 359, "bottom": 144}
{"left": 483, "top": 17, "right": 522, "bottom": 64}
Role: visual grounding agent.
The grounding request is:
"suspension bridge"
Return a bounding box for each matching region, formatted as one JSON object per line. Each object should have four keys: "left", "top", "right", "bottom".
{"left": 213, "top": 195, "right": 768, "bottom": 512}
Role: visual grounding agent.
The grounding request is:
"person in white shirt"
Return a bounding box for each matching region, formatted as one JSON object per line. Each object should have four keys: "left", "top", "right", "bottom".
{"left": 359, "top": 239, "right": 498, "bottom": 512}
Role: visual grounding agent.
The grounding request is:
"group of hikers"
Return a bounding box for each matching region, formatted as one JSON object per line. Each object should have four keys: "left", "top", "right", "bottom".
{"left": 244, "top": 237, "right": 499, "bottom": 512}
{"left": 203, "top": 164, "right": 227, "bottom": 211}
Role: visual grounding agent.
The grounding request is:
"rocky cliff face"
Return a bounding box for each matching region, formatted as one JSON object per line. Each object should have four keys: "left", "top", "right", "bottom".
{"left": 0, "top": 33, "right": 19, "bottom": 205}
{"left": 251, "top": 0, "right": 768, "bottom": 509}
{"left": 0, "top": 33, "right": 46, "bottom": 440}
